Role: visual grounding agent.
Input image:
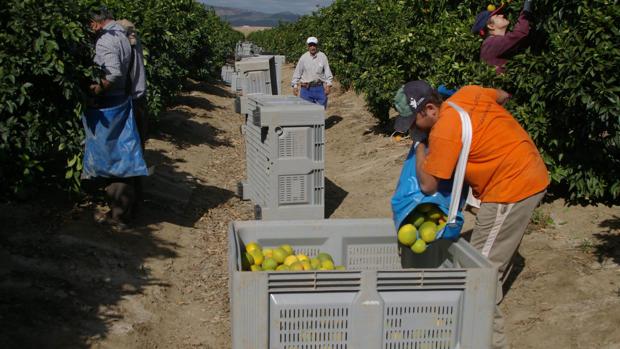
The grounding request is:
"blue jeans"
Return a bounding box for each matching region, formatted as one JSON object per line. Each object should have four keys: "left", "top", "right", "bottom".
{"left": 300, "top": 85, "right": 327, "bottom": 109}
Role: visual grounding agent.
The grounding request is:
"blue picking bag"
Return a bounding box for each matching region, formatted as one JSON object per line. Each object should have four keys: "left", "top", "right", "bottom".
{"left": 81, "top": 98, "right": 148, "bottom": 179}
{"left": 391, "top": 143, "right": 467, "bottom": 241}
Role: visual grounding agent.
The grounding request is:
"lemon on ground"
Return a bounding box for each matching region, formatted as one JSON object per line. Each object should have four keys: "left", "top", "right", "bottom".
{"left": 272, "top": 248, "right": 287, "bottom": 264}
{"left": 320, "top": 259, "right": 335, "bottom": 270}
{"left": 245, "top": 242, "right": 261, "bottom": 253}
{"left": 249, "top": 249, "right": 264, "bottom": 266}
{"left": 280, "top": 244, "right": 294, "bottom": 256}
{"left": 250, "top": 265, "right": 262, "bottom": 272}
{"left": 296, "top": 254, "right": 309, "bottom": 263}
{"left": 409, "top": 212, "right": 426, "bottom": 227}
{"left": 263, "top": 248, "right": 273, "bottom": 259}
{"left": 284, "top": 255, "right": 299, "bottom": 267}
{"left": 262, "top": 257, "right": 278, "bottom": 270}
{"left": 317, "top": 252, "right": 333, "bottom": 263}
{"left": 398, "top": 223, "right": 417, "bottom": 246}
{"left": 310, "top": 257, "right": 322, "bottom": 270}
{"left": 411, "top": 239, "right": 427, "bottom": 254}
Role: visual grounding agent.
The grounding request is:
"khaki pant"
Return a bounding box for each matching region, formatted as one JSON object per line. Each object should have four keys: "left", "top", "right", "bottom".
{"left": 470, "top": 190, "right": 546, "bottom": 349}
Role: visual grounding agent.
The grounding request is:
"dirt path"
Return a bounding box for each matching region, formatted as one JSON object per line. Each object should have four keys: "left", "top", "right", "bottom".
{"left": 1, "top": 64, "right": 619, "bottom": 349}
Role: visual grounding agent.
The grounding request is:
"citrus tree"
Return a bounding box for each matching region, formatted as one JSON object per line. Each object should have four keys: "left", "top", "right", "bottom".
{"left": 0, "top": 0, "right": 241, "bottom": 197}
{"left": 250, "top": 0, "right": 620, "bottom": 203}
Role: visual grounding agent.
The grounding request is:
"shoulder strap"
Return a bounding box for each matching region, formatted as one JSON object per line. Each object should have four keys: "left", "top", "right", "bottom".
{"left": 445, "top": 101, "right": 473, "bottom": 224}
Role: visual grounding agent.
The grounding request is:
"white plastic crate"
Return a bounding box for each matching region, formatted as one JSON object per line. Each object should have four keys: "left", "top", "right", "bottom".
{"left": 239, "top": 95, "right": 325, "bottom": 220}
{"left": 221, "top": 64, "right": 234, "bottom": 85}
{"left": 228, "top": 218, "right": 498, "bottom": 349}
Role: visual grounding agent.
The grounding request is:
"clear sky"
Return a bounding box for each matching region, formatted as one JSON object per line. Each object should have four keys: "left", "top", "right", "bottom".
{"left": 201, "top": 0, "right": 335, "bottom": 14}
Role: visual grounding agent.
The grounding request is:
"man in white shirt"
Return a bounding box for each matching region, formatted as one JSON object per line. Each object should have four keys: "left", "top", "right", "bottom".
{"left": 291, "top": 36, "right": 333, "bottom": 109}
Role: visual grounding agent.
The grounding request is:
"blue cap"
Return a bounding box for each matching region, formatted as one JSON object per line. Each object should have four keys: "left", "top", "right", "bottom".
{"left": 471, "top": 4, "right": 505, "bottom": 36}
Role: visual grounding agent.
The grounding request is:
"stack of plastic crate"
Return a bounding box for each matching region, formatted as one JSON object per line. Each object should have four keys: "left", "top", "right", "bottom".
{"left": 220, "top": 64, "right": 234, "bottom": 85}
{"left": 238, "top": 95, "right": 325, "bottom": 220}
{"left": 228, "top": 218, "right": 498, "bottom": 349}
{"left": 235, "top": 57, "right": 275, "bottom": 95}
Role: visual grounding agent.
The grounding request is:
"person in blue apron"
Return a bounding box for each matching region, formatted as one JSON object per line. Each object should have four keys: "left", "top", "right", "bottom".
{"left": 291, "top": 36, "right": 334, "bottom": 109}
{"left": 83, "top": 7, "right": 148, "bottom": 229}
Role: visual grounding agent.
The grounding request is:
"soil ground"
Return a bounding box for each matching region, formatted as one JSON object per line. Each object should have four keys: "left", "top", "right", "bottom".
{"left": 1, "top": 64, "right": 619, "bottom": 349}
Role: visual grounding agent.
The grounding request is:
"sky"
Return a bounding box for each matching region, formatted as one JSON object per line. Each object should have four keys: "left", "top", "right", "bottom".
{"left": 201, "top": 0, "right": 335, "bottom": 14}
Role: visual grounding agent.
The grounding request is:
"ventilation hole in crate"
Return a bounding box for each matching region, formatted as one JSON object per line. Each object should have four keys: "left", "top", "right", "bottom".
{"left": 347, "top": 245, "right": 400, "bottom": 270}
{"left": 278, "top": 127, "right": 308, "bottom": 158}
{"left": 295, "top": 247, "right": 320, "bottom": 257}
{"left": 383, "top": 305, "right": 456, "bottom": 348}
{"left": 279, "top": 175, "right": 307, "bottom": 204}
{"left": 277, "top": 306, "right": 350, "bottom": 348}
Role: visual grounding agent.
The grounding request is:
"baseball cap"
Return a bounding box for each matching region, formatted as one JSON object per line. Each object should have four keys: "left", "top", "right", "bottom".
{"left": 306, "top": 36, "right": 319, "bottom": 45}
{"left": 471, "top": 3, "right": 506, "bottom": 36}
{"left": 393, "top": 80, "right": 434, "bottom": 133}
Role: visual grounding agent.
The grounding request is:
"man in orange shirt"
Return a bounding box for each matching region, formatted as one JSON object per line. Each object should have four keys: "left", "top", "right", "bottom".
{"left": 393, "top": 80, "right": 549, "bottom": 348}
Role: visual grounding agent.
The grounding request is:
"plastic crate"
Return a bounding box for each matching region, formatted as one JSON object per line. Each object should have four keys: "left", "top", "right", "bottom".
{"left": 239, "top": 95, "right": 325, "bottom": 220}
{"left": 228, "top": 218, "right": 497, "bottom": 349}
{"left": 235, "top": 57, "right": 278, "bottom": 95}
{"left": 221, "top": 64, "right": 234, "bottom": 85}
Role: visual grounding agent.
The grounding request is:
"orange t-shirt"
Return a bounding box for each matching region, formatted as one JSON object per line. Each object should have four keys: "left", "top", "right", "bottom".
{"left": 422, "top": 85, "right": 549, "bottom": 203}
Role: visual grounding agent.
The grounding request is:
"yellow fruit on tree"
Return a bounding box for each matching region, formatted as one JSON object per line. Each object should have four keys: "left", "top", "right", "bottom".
{"left": 245, "top": 242, "right": 261, "bottom": 253}
{"left": 296, "top": 254, "right": 309, "bottom": 263}
{"left": 411, "top": 239, "right": 427, "bottom": 254}
{"left": 280, "top": 244, "right": 294, "bottom": 256}
{"left": 249, "top": 249, "right": 264, "bottom": 266}
{"left": 250, "top": 265, "right": 262, "bottom": 272}
{"left": 272, "top": 248, "right": 287, "bottom": 264}
{"left": 284, "top": 255, "right": 299, "bottom": 267}
{"left": 398, "top": 224, "right": 417, "bottom": 246}
{"left": 487, "top": 4, "right": 496, "bottom": 11}
{"left": 262, "top": 257, "right": 278, "bottom": 271}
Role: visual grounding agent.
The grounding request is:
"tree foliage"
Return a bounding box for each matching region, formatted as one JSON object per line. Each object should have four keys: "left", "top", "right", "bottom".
{"left": 0, "top": 0, "right": 242, "bottom": 197}
{"left": 249, "top": 0, "right": 620, "bottom": 203}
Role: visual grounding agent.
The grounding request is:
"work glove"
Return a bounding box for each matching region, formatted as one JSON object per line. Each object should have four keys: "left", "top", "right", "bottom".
{"left": 523, "top": 0, "right": 533, "bottom": 13}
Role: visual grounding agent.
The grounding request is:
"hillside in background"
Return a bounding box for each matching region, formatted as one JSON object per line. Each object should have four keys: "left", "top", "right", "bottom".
{"left": 206, "top": 5, "right": 299, "bottom": 26}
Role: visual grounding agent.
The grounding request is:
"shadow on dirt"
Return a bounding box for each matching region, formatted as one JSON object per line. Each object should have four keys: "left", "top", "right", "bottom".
{"left": 0, "top": 194, "right": 176, "bottom": 348}
{"left": 595, "top": 216, "right": 620, "bottom": 264}
{"left": 184, "top": 79, "right": 236, "bottom": 99}
{"left": 325, "top": 177, "right": 348, "bottom": 218}
{"left": 325, "top": 115, "right": 343, "bottom": 130}
{"left": 157, "top": 109, "right": 232, "bottom": 149}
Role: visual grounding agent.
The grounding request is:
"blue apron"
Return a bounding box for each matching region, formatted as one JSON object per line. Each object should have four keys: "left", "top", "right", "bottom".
{"left": 81, "top": 98, "right": 148, "bottom": 179}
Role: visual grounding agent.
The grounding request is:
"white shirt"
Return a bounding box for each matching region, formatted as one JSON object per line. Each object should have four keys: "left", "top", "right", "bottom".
{"left": 291, "top": 51, "right": 333, "bottom": 87}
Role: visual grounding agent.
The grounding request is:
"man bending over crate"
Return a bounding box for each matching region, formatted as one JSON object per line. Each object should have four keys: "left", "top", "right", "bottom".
{"left": 393, "top": 81, "right": 549, "bottom": 349}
